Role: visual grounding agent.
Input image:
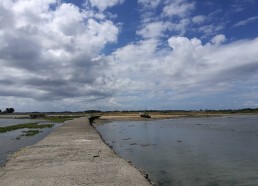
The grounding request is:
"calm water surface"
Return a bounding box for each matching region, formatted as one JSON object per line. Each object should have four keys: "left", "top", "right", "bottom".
{"left": 97, "top": 115, "right": 258, "bottom": 186}
{"left": 0, "top": 119, "right": 62, "bottom": 166}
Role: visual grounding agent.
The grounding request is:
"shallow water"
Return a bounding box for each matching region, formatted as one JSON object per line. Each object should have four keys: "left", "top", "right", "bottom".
{"left": 0, "top": 118, "right": 41, "bottom": 127}
{"left": 97, "top": 115, "right": 258, "bottom": 186}
{"left": 0, "top": 119, "right": 62, "bottom": 166}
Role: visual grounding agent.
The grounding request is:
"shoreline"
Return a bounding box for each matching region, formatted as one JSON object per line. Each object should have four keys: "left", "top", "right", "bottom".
{"left": 0, "top": 117, "right": 151, "bottom": 185}
{"left": 94, "top": 114, "right": 258, "bottom": 185}
{"left": 92, "top": 112, "right": 237, "bottom": 127}
{"left": 1, "top": 113, "right": 257, "bottom": 185}
{"left": 91, "top": 119, "right": 153, "bottom": 184}
{"left": 0, "top": 119, "right": 64, "bottom": 167}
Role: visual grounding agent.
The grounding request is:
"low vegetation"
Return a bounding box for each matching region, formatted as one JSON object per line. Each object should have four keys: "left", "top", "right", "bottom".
{"left": 101, "top": 108, "right": 258, "bottom": 115}
{"left": 0, "top": 123, "right": 54, "bottom": 133}
{"left": 22, "top": 130, "right": 42, "bottom": 136}
{"left": 43, "top": 116, "right": 81, "bottom": 123}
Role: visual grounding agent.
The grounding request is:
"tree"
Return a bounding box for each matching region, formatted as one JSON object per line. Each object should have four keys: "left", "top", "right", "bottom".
{"left": 5, "top": 108, "right": 15, "bottom": 113}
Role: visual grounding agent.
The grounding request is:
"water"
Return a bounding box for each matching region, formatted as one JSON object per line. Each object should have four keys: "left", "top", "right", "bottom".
{"left": 0, "top": 119, "right": 62, "bottom": 166}
{"left": 97, "top": 115, "right": 258, "bottom": 186}
{"left": 0, "top": 118, "right": 46, "bottom": 127}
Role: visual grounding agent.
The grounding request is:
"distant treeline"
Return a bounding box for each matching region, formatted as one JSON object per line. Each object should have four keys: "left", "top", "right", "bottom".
{"left": 83, "top": 108, "right": 258, "bottom": 114}
{"left": 26, "top": 110, "right": 101, "bottom": 114}
{"left": 9, "top": 108, "right": 258, "bottom": 114}
{"left": 0, "top": 108, "right": 15, "bottom": 113}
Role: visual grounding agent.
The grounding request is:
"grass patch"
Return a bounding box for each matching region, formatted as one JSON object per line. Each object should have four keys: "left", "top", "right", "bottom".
{"left": 0, "top": 123, "right": 54, "bottom": 133}
{"left": 43, "top": 116, "right": 81, "bottom": 123}
{"left": 22, "top": 130, "right": 42, "bottom": 136}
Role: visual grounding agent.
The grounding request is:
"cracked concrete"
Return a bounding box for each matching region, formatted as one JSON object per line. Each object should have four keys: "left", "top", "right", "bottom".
{"left": 0, "top": 118, "right": 151, "bottom": 186}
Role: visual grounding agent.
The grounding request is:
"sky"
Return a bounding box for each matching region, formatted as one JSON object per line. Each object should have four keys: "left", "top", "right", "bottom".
{"left": 0, "top": 0, "right": 258, "bottom": 112}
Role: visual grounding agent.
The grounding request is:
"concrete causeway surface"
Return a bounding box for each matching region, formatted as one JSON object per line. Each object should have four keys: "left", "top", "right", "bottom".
{"left": 0, "top": 118, "right": 151, "bottom": 186}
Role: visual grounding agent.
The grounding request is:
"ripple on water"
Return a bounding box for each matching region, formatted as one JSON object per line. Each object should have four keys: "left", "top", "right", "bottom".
{"left": 97, "top": 115, "right": 258, "bottom": 186}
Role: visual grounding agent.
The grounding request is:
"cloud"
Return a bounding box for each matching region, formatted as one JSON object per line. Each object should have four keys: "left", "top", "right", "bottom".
{"left": 164, "top": 36, "right": 258, "bottom": 87}
{"left": 137, "top": 0, "right": 194, "bottom": 39}
{"left": 88, "top": 0, "right": 124, "bottom": 11}
{"left": 163, "top": 0, "right": 195, "bottom": 18}
{"left": 138, "top": 0, "right": 161, "bottom": 9}
{"left": 197, "top": 24, "right": 224, "bottom": 37}
{"left": 136, "top": 21, "right": 170, "bottom": 38}
{"left": 234, "top": 16, "right": 258, "bottom": 27}
{"left": 106, "top": 36, "right": 258, "bottom": 108}
{"left": 211, "top": 34, "right": 226, "bottom": 45}
{"left": 192, "top": 15, "right": 206, "bottom": 24}
{"left": 0, "top": 0, "right": 119, "bottom": 110}
{"left": 137, "top": 0, "right": 220, "bottom": 40}
{"left": 229, "top": 0, "right": 256, "bottom": 12}
{"left": 1, "top": 0, "right": 258, "bottom": 111}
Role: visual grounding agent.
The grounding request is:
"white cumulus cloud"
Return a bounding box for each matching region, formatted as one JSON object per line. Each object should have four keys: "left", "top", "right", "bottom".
{"left": 163, "top": 0, "right": 195, "bottom": 18}
{"left": 137, "top": 21, "right": 171, "bottom": 38}
{"left": 88, "top": 0, "right": 124, "bottom": 11}
{"left": 0, "top": 0, "right": 119, "bottom": 111}
{"left": 138, "top": 0, "right": 161, "bottom": 9}
{"left": 106, "top": 35, "right": 258, "bottom": 108}
{"left": 192, "top": 15, "right": 206, "bottom": 24}
{"left": 211, "top": 34, "right": 226, "bottom": 45}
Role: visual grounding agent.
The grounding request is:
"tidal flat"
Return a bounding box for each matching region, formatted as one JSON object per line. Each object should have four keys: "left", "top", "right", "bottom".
{"left": 0, "top": 123, "right": 54, "bottom": 133}
{"left": 0, "top": 118, "right": 63, "bottom": 166}
{"left": 97, "top": 114, "right": 258, "bottom": 186}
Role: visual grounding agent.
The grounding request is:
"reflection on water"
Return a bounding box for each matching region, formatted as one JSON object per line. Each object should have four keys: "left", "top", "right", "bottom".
{"left": 97, "top": 115, "right": 258, "bottom": 186}
{"left": 0, "top": 119, "right": 62, "bottom": 166}
{"left": 0, "top": 119, "right": 42, "bottom": 127}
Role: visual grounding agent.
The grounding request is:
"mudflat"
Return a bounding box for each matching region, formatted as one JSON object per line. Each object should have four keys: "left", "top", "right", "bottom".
{"left": 0, "top": 117, "right": 150, "bottom": 186}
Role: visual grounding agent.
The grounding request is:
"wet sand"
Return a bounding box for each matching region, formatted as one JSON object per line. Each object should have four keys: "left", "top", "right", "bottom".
{"left": 93, "top": 112, "right": 228, "bottom": 127}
